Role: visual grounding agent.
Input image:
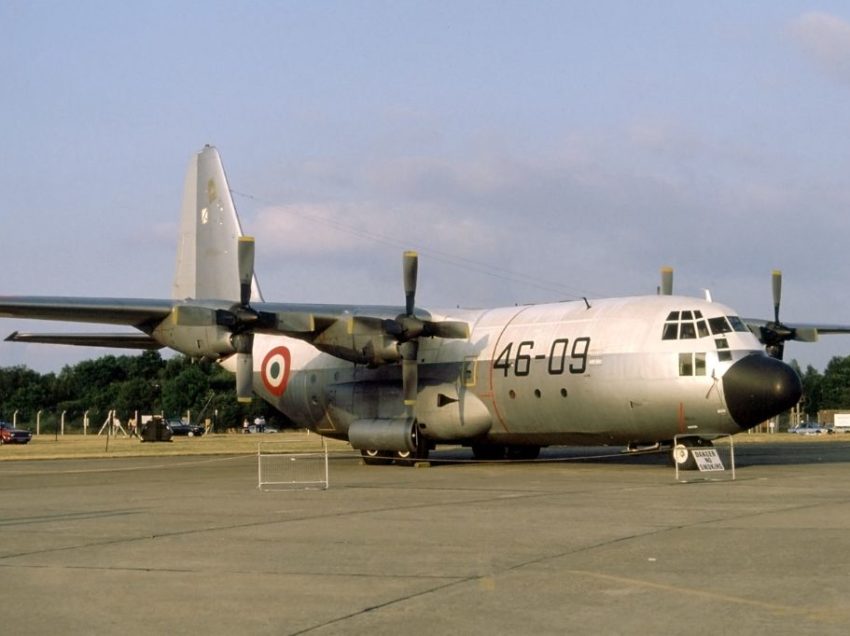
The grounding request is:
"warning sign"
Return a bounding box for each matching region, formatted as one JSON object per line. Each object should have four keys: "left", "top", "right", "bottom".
{"left": 692, "top": 448, "right": 725, "bottom": 472}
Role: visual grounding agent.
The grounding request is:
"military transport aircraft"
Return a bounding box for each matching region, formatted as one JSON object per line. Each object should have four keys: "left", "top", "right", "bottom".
{"left": 2, "top": 146, "right": 848, "bottom": 467}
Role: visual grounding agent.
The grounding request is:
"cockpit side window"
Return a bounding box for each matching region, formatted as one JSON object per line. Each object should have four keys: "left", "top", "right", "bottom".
{"left": 727, "top": 315, "right": 749, "bottom": 332}
{"left": 708, "top": 317, "right": 731, "bottom": 335}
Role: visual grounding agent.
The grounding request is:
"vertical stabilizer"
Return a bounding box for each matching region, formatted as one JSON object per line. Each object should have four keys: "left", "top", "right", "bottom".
{"left": 172, "top": 145, "right": 263, "bottom": 302}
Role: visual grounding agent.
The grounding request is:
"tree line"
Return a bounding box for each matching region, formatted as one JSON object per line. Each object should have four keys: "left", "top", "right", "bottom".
{"left": 792, "top": 356, "right": 850, "bottom": 418}
{"left": 2, "top": 352, "right": 850, "bottom": 432}
{"left": 0, "top": 350, "right": 286, "bottom": 433}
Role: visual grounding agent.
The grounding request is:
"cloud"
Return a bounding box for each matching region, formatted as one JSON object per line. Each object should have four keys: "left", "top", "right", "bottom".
{"left": 788, "top": 12, "right": 850, "bottom": 84}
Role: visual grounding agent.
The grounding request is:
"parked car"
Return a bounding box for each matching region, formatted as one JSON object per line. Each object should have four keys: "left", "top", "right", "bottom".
{"left": 789, "top": 422, "right": 831, "bottom": 435}
{"left": 167, "top": 419, "right": 205, "bottom": 437}
{"left": 0, "top": 421, "right": 33, "bottom": 444}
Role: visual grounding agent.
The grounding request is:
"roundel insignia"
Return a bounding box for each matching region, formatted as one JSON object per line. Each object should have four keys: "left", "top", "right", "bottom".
{"left": 261, "top": 346, "right": 292, "bottom": 397}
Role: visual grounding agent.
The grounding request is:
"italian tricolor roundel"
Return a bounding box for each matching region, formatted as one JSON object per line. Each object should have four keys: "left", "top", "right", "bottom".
{"left": 261, "top": 346, "right": 291, "bottom": 397}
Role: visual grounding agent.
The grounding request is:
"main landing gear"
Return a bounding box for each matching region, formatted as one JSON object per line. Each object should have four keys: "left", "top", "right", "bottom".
{"left": 360, "top": 439, "right": 431, "bottom": 466}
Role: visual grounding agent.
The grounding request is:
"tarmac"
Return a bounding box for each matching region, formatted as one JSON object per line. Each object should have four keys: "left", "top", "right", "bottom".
{"left": 2, "top": 439, "right": 850, "bottom": 635}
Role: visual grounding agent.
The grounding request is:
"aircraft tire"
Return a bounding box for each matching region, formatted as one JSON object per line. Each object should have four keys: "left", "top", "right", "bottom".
{"left": 361, "top": 449, "right": 394, "bottom": 466}
{"left": 394, "top": 443, "right": 430, "bottom": 466}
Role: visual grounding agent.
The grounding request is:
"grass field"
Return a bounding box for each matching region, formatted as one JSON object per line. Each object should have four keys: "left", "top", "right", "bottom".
{"left": 1, "top": 429, "right": 847, "bottom": 462}
{"left": 0, "top": 430, "right": 353, "bottom": 461}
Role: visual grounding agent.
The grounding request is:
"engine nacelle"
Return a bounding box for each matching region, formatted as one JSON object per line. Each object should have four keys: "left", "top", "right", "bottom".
{"left": 416, "top": 384, "right": 492, "bottom": 441}
{"left": 152, "top": 305, "right": 235, "bottom": 359}
{"left": 348, "top": 418, "right": 417, "bottom": 452}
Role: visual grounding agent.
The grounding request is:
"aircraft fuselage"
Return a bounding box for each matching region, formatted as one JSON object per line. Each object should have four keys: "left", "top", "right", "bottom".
{"left": 233, "top": 294, "right": 800, "bottom": 449}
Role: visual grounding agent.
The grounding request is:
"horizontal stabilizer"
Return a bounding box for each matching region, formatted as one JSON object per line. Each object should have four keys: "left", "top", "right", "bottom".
{"left": 5, "top": 331, "right": 162, "bottom": 349}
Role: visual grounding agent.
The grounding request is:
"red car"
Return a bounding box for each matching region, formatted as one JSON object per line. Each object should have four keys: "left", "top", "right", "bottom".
{"left": 0, "top": 421, "right": 33, "bottom": 444}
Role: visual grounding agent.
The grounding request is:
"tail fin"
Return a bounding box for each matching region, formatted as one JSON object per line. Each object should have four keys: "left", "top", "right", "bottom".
{"left": 172, "top": 145, "right": 263, "bottom": 302}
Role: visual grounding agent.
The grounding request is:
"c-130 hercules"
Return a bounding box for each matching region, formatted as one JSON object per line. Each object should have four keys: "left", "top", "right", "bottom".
{"left": 3, "top": 146, "right": 847, "bottom": 466}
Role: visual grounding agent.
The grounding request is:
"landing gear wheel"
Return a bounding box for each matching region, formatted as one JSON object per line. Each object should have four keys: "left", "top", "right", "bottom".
{"left": 361, "top": 449, "right": 394, "bottom": 466}
{"left": 394, "top": 442, "right": 430, "bottom": 466}
{"left": 471, "top": 444, "right": 506, "bottom": 460}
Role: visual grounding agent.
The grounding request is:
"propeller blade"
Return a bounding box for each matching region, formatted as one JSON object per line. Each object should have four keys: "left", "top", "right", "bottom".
{"left": 235, "top": 352, "right": 253, "bottom": 402}
{"left": 423, "top": 320, "right": 470, "bottom": 339}
{"left": 403, "top": 358, "right": 417, "bottom": 405}
{"left": 772, "top": 270, "right": 782, "bottom": 324}
{"left": 794, "top": 327, "right": 819, "bottom": 343}
{"left": 399, "top": 340, "right": 418, "bottom": 418}
{"left": 231, "top": 331, "right": 254, "bottom": 402}
{"left": 238, "top": 236, "right": 256, "bottom": 308}
{"left": 403, "top": 251, "right": 418, "bottom": 316}
{"left": 660, "top": 266, "right": 673, "bottom": 296}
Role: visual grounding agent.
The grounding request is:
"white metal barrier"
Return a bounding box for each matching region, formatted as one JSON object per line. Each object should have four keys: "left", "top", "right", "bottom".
{"left": 257, "top": 435, "right": 329, "bottom": 491}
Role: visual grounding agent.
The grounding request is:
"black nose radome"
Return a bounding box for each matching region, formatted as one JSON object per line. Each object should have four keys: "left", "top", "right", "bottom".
{"left": 722, "top": 354, "right": 802, "bottom": 429}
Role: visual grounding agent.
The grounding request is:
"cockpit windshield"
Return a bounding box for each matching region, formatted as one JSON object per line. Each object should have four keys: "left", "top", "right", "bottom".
{"left": 662, "top": 311, "right": 749, "bottom": 341}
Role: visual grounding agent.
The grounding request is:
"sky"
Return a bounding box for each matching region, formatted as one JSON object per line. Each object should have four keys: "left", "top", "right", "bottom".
{"left": 2, "top": 1, "right": 850, "bottom": 374}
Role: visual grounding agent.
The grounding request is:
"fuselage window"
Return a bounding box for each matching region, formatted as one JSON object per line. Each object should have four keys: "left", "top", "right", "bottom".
{"left": 679, "top": 352, "right": 693, "bottom": 376}
{"left": 695, "top": 352, "right": 706, "bottom": 375}
{"left": 678, "top": 352, "right": 707, "bottom": 376}
{"left": 715, "top": 336, "right": 732, "bottom": 362}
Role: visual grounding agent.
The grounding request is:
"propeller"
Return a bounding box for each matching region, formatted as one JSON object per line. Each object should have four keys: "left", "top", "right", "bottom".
{"left": 214, "top": 236, "right": 264, "bottom": 402}
{"left": 389, "top": 251, "right": 468, "bottom": 420}
{"left": 760, "top": 270, "right": 793, "bottom": 360}
{"left": 233, "top": 237, "right": 258, "bottom": 402}
{"left": 392, "top": 252, "right": 453, "bottom": 418}
{"left": 401, "top": 251, "right": 419, "bottom": 418}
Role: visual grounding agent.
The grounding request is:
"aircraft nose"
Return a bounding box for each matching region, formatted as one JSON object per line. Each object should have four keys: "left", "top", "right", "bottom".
{"left": 722, "top": 354, "right": 802, "bottom": 429}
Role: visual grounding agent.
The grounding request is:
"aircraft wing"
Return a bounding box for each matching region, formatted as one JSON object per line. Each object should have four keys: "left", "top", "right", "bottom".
{"left": 0, "top": 296, "right": 175, "bottom": 327}
{"left": 1, "top": 294, "right": 467, "bottom": 366}
{"left": 5, "top": 331, "right": 162, "bottom": 349}
{"left": 743, "top": 318, "right": 850, "bottom": 343}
